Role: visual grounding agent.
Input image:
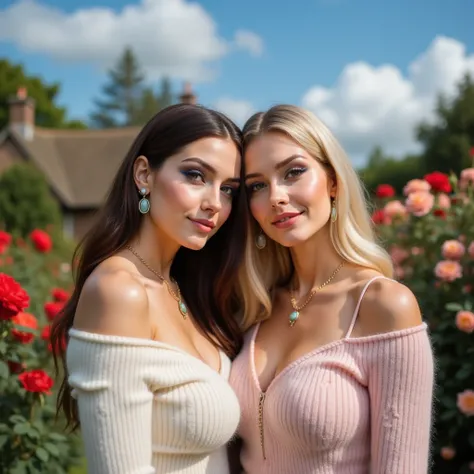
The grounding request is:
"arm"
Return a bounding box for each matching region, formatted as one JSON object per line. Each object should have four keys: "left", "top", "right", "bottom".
{"left": 359, "top": 279, "right": 435, "bottom": 473}
{"left": 68, "top": 269, "right": 155, "bottom": 474}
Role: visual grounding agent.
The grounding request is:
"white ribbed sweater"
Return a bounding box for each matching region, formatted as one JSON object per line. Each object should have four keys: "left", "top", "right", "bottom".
{"left": 67, "top": 329, "right": 241, "bottom": 474}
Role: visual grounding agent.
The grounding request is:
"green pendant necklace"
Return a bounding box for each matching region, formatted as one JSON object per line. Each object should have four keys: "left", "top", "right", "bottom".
{"left": 126, "top": 245, "right": 188, "bottom": 319}
{"left": 289, "top": 261, "right": 345, "bottom": 327}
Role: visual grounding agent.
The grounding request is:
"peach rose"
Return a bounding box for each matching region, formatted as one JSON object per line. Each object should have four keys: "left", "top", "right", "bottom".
{"left": 405, "top": 191, "right": 434, "bottom": 217}
{"left": 457, "top": 389, "right": 474, "bottom": 416}
{"left": 455, "top": 310, "right": 474, "bottom": 333}
{"left": 394, "top": 266, "right": 405, "bottom": 280}
{"left": 440, "top": 447, "right": 456, "bottom": 460}
{"left": 441, "top": 240, "right": 465, "bottom": 260}
{"left": 403, "top": 179, "right": 431, "bottom": 196}
{"left": 390, "top": 246, "right": 409, "bottom": 265}
{"left": 411, "top": 247, "right": 424, "bottom": 256}
{"left": 434, "top": 260, "right": 463, "bottom": 282}
{"left": 384, "top": 200, "right": 407, "bottom": 219}
{"left": 459, "top": 168, "right": 474, "bottom": 190}
{"left": 437, "top": 193, "right": 451, "bottom": 209}
{"left": 468, "top": 242, "right": 474, "bottom": 259}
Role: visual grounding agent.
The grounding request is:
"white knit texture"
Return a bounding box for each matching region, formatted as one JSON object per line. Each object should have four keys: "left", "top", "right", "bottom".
{"left": 67, "top": 329, "right": 240, "bottom": 474}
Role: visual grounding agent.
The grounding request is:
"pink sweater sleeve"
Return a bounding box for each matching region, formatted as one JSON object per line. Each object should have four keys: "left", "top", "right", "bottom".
{"left": 367, "top": 327, "right": 434, "bottom": 473}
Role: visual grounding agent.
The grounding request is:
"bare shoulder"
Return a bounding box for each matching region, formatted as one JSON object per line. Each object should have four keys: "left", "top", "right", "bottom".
{"left": 356, "top": 277, "right": 423, "bottom": 337}
{"left": 73, "top": 259, "right": 151, "bottom": 339}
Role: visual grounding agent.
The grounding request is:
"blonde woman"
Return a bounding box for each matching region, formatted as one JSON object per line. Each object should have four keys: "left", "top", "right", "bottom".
{"left": 229, "top": 105, "right": 434, "bottom": 473}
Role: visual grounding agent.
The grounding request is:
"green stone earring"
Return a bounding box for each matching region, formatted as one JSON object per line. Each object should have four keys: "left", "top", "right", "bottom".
{"left": 138, "top": 187, "right": 150, "bottom": 214}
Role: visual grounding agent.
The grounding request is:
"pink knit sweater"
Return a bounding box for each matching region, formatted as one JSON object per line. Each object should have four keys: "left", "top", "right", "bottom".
{"left": 229, "top": 278, "right": 434, "bottom": 473}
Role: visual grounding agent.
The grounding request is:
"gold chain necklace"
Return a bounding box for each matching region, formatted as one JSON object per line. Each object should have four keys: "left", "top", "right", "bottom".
{"left": 288, "top": 261, "right": 345, "bottom": 327}
{"left": 125, "top": 245, "right": 188, "bottom": 319}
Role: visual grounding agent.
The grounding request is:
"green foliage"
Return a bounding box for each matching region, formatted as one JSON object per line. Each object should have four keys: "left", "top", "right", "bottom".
{"left": 0, "top": 232, "right": 84, "bottom": 474}
{"left": 90, "top": 47, "right": 174, "bottom": 128}
{"left": 417, "top": 74, "right": 474, "bottom": 175}
{"left": 374, "top": 173, "right": 474, "bottom": 473}
{"left": 0, "top": 59, "right": 87, "bottom": 130}
{"left": 359, "top": 146, "right": 424, "bottom": 193}
{"left": 0, "top": 164, "right": 62, "bottom": 237}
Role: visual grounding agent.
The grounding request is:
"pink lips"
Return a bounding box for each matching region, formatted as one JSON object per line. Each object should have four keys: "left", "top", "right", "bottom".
{"left": 271, "top": 212, "right": 303, "bottom": 229}
{"left": 188, "top": 218, "right": 215, "bottom": 233}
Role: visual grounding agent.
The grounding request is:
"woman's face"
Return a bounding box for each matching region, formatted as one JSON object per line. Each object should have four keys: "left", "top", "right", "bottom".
{"left": 245, "top": 132, "right": 335, "bottom": 247}
{"left": 136, "top": 137, "right": 241, "bottom": 250}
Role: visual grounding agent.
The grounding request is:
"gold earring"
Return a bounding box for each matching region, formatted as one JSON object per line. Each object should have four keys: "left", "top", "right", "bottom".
{"left": 330, "top": 199, "right": 337, "bottom": 223}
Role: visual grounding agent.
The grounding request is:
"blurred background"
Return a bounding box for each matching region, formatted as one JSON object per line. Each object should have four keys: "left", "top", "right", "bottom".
{"left": 0, "top": 0, "right": 473, "bottom": 473}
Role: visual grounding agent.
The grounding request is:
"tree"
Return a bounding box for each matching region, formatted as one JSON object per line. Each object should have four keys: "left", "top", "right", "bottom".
{"left": 158, "top": 77, "right": 173, "bottom": 109}
{"left": 358, "top": 146, "right": 424, "bottom": 194}
{"left": 417, "top": 73, "right": 474, "bottom": 175}
{"left": 90, "top": 47, "right": 144, "bottom": 128}
{"left": 0, "top": 59, "right": 86, "bottom": 130}
{"left": 0, "top": 164, "right": 62, "bottom": 236}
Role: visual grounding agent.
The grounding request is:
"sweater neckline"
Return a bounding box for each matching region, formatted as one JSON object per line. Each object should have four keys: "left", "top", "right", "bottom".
{"left": 249, "top": 322, "right": 428, "bottom": 394}
{"left": 69, "top": 328, "right": 225, "bottom": 375}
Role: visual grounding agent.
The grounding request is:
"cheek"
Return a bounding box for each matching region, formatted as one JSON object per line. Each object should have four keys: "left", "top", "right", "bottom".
{"left": 155, "top": 179, "right": 197, "bottom": 209}
{"left": 216, "top": 198, "right": 232, "bottom": 228}
{"left": 249, "top": 195, "right": 268, "bottom": 225}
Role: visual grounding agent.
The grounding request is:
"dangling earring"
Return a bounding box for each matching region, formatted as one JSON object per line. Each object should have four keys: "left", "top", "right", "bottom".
{"left": 330, "top": 198, "right": 338, "bottom": 223}
{"left": 255, "top": 230, "right": 267, "bottom": 250}
{"left": 138, "top": 187, "right": 150, "bottom": 214}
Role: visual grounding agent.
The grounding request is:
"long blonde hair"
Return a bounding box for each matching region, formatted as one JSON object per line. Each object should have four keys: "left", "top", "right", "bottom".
{"left": 237, "top": 104, "right": 393, "bottom": 330}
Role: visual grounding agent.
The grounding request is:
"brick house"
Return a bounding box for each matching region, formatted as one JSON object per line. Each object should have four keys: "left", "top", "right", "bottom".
{"left": 0, "top": 84, "right": 197, "bottom": 241}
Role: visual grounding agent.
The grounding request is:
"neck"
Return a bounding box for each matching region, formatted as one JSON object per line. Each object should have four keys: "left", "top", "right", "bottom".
{"left": 128, "top": 216, "right": 180, "bottom": 281}
{"left": 289, "top": 224, "right": 343, "bottom": 297}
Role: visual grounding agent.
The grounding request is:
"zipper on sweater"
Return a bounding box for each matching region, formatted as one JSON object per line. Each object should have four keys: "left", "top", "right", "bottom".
{"left": 258, "top": 391, "right": 267, "bottom": 460}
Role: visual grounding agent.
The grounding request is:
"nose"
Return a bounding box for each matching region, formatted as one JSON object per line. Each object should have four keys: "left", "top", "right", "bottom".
{"left": 201, "top": 186, "right": 222, "bottom": 213}
{"left": 269, "top": 184, "right": 289, "bottom": 208}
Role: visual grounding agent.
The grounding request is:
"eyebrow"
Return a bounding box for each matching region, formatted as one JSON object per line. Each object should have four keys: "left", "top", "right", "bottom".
{"left": 245, "top": 154, "right": 304, "bottom": 180}
{"left": 182, "top": 157, "right": 240, "bottom": 183}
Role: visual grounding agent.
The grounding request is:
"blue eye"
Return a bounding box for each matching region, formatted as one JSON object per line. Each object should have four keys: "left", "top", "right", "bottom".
{"left": 286, "top": 167, "right": 306, "bottom": 179}
{"left": 182, "top": 169, "right": 204, "bottom": 182}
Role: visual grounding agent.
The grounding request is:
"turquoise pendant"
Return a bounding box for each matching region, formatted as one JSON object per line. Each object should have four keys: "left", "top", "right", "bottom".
{"left": 139, "top": 197, "right": 150, "bottom": 214}
{"left": 289, "top": 311, "right": 299, "bottom": 327}
{"left": 179, "top": 301, "right": 188, "bottom": 319}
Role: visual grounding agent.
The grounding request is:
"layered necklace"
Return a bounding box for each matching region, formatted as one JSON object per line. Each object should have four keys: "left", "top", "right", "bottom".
{"left": 288, "top": 261, "right": 345, "bottom": 327}
{"left": 126, "top": 245, "right": 188, "bottom": 319}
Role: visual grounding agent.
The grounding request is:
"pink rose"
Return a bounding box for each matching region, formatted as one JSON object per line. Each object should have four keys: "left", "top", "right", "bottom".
{"left": 468, "top": 242, "right": 474, "bottom": 258}
{"left": 434, "top": 260, "right": 463, "bottom": 282}
{"left": 403, "top": 179, "right": 431, "bottom": 196}
{"left": 457, "top": 389, "right": 474, "bottom": 416}
{"left": 384, "top": 200, "right": 408, "bottom": 219}
{"left": 440, "top": 447, "right": 456, "bottom": 460}
{"left": 441, "top": 240, "right": 465, "bottom": 260}
{"left": 459, "top": 168, "right": 474, "bottom": 190}
{"left": 437, "top": 193, "right": 451, "bottom": 209}
{"left": 405, "top": 191, "right": 434, "bottom": 217}
{"left": 390, "top": 246, "right": 409, "bottom": 265}
{"left": 455, "top": 311, "right": 474, "bottom": 333}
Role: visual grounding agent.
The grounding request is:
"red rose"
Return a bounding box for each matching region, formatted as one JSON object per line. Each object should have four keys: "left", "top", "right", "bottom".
{"left": 470, "top": 147, "right": 474, "bottom": 158}
{"left": 11, "top": 312, "right": 38, "bottom": 344}
{"left": 433, "top": 209, "right": 447, "bottom": 219}
{"left": 0, "top": 273, "right": 30, "bottom": 321}
{"left": 371, "top": 209, "right": 390, "bottom": 225}
{"left": 375, "top": 184, "right": 395, "bottom": 198}
{"left": 29, "top": 229, "right": 52, "bottom": 253}
{"left": 18, "top": 369, "right": 54, "bottom": 395}
{"left": 52, "top": 288, "right": 70, "bottom": 303}
{"left": 0, "top": 231, "right": 12, "bottom": 254}
{"left": 44, "top": 301, "right": 64, "bottom": 321}
{"left": 423, "top": 172, "right": 451, "bottom": 193}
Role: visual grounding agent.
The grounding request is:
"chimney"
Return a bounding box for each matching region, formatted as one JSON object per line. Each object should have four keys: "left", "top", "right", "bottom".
{"left": 8, "top": 87, "right": 35, "bottom": 140}
{"left": 179, "top": 82, "right": 197, "bottom": 105}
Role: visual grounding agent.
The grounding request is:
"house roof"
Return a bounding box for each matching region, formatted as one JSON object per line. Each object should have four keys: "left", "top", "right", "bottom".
{"left": 3, "top": 126, "right": 141, "bottom": 209}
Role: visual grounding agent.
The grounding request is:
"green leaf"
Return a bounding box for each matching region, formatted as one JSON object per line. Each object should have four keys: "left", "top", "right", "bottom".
{"left": 9, "top": 461, "right": 27, "bottom": 474}
{"left": 0, "top": 360, "right": 8, "bottom": 379}
{"left": 35, "top": 446, "right": 49, "bottom": 462}
{"left": 0, "top": 339, "right": 7, "bottom": 355}
{"left": 48, "top": 432, "right": 66, "bottom": 442}
{"left": 13, "top": 422, "right": 30, "bottom": 435}
{"left": 455, "top": 366, "right": 472, "bottom": 380}
{"left": 9, "top": 414, "right": 26, "bottom": 424}
{"left": 0, "top": 433, "right": 8, "bottom": 449}
{"left": 27, "top": 427, "right": 40, "bottom": 439}
{"left": 44, "top": 441, "right": 60, "bottom": 457}
{"left": 445, "top": 302, "right": 463, "bottom": 312}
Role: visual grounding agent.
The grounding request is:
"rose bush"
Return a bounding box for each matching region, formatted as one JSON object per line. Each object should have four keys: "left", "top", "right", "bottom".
{"left": 372, "top": 168, "right": 474, "bottom": 473}
{"left": 0, "top": 228, "right": 83, "bottom": 474}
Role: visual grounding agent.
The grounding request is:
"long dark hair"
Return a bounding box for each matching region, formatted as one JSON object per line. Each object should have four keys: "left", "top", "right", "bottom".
{"left": 51, "top": 103, "right": 247, "bottom": 429}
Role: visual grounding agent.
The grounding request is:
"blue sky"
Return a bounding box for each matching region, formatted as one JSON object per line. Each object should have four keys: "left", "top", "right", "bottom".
{"left": 0, "top": 0, "right": 472, "bottom": 163}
